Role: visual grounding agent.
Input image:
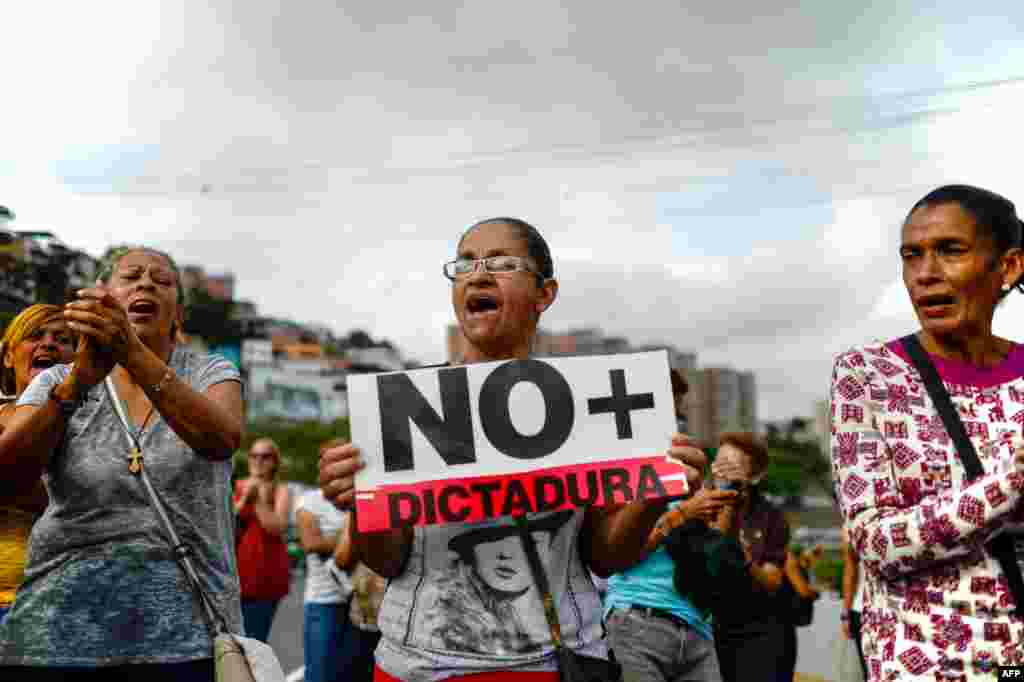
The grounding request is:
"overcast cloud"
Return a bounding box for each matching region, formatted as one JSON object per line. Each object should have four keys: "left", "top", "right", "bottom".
{"left": 4, "top": 1, "right": 1024, "bottom": 420}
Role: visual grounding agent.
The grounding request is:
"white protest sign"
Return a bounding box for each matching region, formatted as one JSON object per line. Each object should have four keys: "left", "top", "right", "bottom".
{"left": 348, "top": 350, "right": 689, "bottom": 532}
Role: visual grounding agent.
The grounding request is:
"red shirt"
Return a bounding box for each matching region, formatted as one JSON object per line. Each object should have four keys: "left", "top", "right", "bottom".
{"left": 234, "top": 481, "right": 291, "bottom": 601}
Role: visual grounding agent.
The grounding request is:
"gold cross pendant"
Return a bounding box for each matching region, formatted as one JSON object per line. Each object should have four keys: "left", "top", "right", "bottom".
{"left": 128, "top": 447, "right": 144, "bottom": 475}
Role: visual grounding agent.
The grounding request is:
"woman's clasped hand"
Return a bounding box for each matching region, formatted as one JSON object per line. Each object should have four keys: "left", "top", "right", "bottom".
{"left": 0, "top": 247, "right": 244, "bottom": 681}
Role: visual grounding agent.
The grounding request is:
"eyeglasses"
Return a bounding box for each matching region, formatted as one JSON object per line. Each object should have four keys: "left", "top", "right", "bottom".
{"left": 443, "top": 256, "right": 541, "bottom": 282}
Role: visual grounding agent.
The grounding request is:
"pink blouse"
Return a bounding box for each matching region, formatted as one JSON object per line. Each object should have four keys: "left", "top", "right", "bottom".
{"left": 830, "top": 339, "right": 1024, "bottom": 680}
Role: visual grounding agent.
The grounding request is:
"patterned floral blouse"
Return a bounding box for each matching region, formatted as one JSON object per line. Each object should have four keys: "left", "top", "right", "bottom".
{"left": 830, "top": 339, "right": 1024, "bottom": 681}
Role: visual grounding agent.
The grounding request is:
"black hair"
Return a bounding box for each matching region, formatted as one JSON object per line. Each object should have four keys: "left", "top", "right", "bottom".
{"left": 670, "top": 368, "right": 688, "bottom": 397}
{"left": 908, "top": 184, "right": 1024, "bottom": 298}
{"left": 460, "top": 217, "right": 554, "bottom": 281}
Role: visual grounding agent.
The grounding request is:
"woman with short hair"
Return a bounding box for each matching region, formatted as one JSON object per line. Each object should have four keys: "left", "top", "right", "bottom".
{"left": 319, "top": 217, "right": 707, "bottom": 681}
{"left": 0, "top": 246, "right": 244, "bottom": 681}
{"left": 831, "top": 185, "right": 1024, "bottom": 679}
{"left": 708, "top": 432, "right": 791, "bottom": 682}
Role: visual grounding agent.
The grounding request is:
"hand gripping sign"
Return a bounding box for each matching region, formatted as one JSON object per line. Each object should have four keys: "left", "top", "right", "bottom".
{"left": 348, "top": 350, "right": 689, "bottom": 532}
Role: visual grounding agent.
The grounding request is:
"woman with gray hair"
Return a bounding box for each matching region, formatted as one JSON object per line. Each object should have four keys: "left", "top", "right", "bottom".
{"left": 0, "top": 246, "right": 244, "bottom": 681}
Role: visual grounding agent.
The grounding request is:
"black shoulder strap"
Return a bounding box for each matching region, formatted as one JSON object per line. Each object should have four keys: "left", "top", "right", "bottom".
{"left": 513, "top": 515, "right": 566, "bottom": 650}
{"left": 900, "top": 334, "right": 1024, "bottom": 617}
{"left": 901, "top": 335, "right": 984, "bottom": 478}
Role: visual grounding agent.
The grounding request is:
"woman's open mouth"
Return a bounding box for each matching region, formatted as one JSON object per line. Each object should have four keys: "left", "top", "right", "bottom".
{"left": 29, "top": 355, "right": 58, "bottom": 377}
{"left": 128, "top": 300, "right": 159, "bottom": 318}
{"left": 916, "top": 294, "right": 956, "bottom": 318}
{"left": 466, "top": 293, "right": 501, "bottom": 320}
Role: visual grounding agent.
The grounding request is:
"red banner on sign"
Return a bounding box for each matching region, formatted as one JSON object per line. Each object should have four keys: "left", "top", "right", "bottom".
{"left": 354, "top": 454, "right": 689, "bottom": 532}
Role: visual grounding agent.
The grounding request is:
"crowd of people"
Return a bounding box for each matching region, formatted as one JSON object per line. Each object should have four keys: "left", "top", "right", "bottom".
{"left": 0, "top": 183, "right": 1022, "bottom": 681}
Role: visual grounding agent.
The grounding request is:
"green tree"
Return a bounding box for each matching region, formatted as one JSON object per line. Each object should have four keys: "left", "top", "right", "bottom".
{"left": 760, "top": 432, "right": 832, "bottom": 503}
{"left": 33, "top": 257, "right": 72, "bottom": 305}
{"left": 760, "top": 450, "right": 807, "bottom": 499}
{"left": 184, "top": 287, "right": 242, "bottom": 348}
{"left": 0, "top": 258, "right": 33, "bottom": 309}
{"left": 0, "top": 309, "right": 17, "bottom": 334}
{"left": 234, "top": 417, "right": 351, "bottom": 485}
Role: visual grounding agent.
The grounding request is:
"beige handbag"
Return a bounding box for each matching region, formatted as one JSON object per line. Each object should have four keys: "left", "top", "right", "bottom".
{"left": 214, "top": 635, "right": 286, "bottom": 682}
{"left": 105, "top": 378, "right": 286, "bottom": 682}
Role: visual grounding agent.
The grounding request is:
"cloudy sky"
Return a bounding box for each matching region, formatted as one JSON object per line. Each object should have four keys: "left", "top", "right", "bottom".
{"left": 4, "top": 1, "right": 1024, "bottom": 420}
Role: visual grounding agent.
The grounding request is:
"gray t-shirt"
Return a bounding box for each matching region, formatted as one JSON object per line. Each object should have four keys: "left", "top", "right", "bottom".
{"left": 0, "top": 347, "right": 243, "bottom": 666}
{"left": 374, "top": 509, "right": 607, "bottom": 682}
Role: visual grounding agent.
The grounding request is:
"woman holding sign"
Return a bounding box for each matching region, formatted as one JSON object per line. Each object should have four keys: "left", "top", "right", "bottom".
{"left": 320, "top": 217, "right": 707, "bottom": 682}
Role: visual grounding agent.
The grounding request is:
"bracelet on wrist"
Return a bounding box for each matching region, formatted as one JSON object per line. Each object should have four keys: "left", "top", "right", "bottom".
{"left": 152, "top": 368, "right": 174, "bottom": 395}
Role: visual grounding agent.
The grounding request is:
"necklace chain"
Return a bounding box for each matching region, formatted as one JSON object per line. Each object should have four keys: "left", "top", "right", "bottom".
{"left": 137, "top": 401, "right": 157, "bottom": 436}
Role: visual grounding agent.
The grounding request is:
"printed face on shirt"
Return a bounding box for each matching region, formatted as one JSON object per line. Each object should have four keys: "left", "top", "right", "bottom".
{"left": 901, "top": 203, "right": 1009, "bottom": 342}
{"left": 471, "top": 531, "right": 553, "bottom": 594}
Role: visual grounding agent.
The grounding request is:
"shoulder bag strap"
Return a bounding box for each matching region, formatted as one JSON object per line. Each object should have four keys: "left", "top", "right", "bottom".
{"left": 513, "top": 515, "right": 567, "bottom": 651}
{"left": 901, "top": 335, "right": 984, "bottom": 478}
{"left": 900, "top": 334, "right": 1024, "bottom": 617}
{"left": 104, "top": 377, "right": 230, "bottom": 636}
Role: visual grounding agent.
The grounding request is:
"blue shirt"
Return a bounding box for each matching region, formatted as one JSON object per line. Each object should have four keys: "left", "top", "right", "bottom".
{"left": 604, "top": 505, "right": 712, "bottom": 640}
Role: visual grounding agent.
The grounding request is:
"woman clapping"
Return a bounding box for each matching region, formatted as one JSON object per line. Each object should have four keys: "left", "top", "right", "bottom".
{"left": 234, "top": 438, "right": 291, "bottom": 643}
{"left": 0, "top": 247, "right": 244, "bottom": 681}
